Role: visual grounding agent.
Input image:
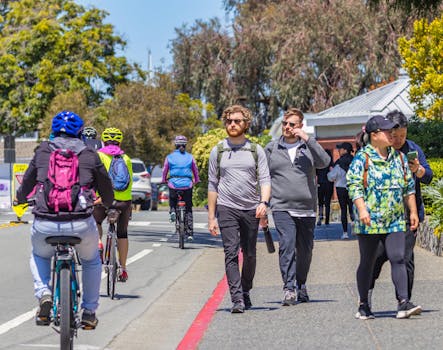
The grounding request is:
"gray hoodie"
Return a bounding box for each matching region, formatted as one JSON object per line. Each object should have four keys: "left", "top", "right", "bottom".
{"left": 265, "top": 136, "right": 330, "bottom": 215}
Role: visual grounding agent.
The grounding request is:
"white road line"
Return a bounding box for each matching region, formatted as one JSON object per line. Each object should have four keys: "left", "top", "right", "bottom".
{"left": 101, "top": 248, "right": 153, "bottom": 279}
{"left": 19, "top": 344, "right": 100, "bottom": 349}
{"left": 0, "top": 308, "right": 37, "bottom": 336}
{"left": 129, "top": 221, "right": 152, "bottom": 226}
{"left": 0, "top": 249, "right": 153, "bottom": 336}
{"left": 152, "top": 243, "right": 162, "bottom": 247}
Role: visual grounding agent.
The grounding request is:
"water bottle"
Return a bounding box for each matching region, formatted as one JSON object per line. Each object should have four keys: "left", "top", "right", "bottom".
{"left": 79, "top": 193, "right": 87, "bottom": 209}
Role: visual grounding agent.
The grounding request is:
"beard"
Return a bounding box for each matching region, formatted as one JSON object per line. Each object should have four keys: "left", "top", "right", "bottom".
{"left": 226, "top": 127, "right": 246, "bottom": 137}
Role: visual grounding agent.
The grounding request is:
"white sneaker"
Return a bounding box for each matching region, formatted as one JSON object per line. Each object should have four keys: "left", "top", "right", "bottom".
{"left": 341, "top": 232, "right": 349, "bottom": 239}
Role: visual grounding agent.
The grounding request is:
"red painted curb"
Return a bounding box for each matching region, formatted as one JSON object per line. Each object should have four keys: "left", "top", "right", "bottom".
{"left": 177, "top": 252, "right": 243, "bottom": 350}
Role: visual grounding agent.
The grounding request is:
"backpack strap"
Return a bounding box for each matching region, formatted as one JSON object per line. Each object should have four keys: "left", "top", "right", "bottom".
{"left": 216, "top": 141, "right": 259, "bottom": 181}
{"left": 396, "top": 150, "right": 407, "bottom": 184}
{"left": 363, "top": 152, "right": 369, "bottom": 189}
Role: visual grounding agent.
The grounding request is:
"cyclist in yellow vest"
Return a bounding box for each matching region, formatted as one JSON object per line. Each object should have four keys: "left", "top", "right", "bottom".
{"left": 93, "top": 127, "right": 133, "bottom": 282}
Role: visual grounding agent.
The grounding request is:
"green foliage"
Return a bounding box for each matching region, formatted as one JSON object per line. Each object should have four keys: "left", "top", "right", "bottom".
{"left": 422, "top": 177, "right": 443, "bottom": 238}
{"left": 172, "top": 0, "right": 421, "bottom": 133}
{"left": 407, "top": 118, "right": 443, "bottom": 157}
{"left": 399, "top": 15, "right": 443, "bottom": 120}
{"left": 94, "top": 73, "right": 216, "bottom": 166}
{"left": 0, "top": 0, "right": 131, "bottom": 135}
{"left": 427, "top": 159, "right": 443, "bottom": 180}
{"left": 192, "top": 128, "right": 272, "bottom": 206}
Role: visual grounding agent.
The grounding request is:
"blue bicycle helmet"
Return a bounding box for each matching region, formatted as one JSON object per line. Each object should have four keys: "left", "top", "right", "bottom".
{"left": 52, "top": 111, "right": 84, "bottom": 137}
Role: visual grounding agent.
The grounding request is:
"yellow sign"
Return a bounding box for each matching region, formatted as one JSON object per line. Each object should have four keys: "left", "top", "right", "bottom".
{"left": 12, "top": 163, "right": 29, "bottom": 218}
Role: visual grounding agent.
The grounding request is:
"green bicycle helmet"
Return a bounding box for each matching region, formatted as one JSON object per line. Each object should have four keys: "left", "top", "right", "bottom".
{"left": 101, "top": 127, "right": 123, "bottom": 143}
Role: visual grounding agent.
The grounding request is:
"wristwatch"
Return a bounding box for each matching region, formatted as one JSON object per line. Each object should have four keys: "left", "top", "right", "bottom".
{"left": 260, "top": 201, "right": 270, "bottom": 207}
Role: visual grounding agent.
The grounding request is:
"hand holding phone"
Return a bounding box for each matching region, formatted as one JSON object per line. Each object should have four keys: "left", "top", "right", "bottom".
{"left": 407, "top": 151, "right": 418, "bottom": 162}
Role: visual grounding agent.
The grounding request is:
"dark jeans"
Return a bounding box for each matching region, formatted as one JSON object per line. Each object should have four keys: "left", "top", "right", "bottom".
{"left": 217, "top": 205, "right": 259, "bottom": 303}
{"left": 336, "top": 187, "right": 354, "bottom": 233}
{"left": 169, "top": 188, "right": 194, "bottom": 235}
{"left": 357, "top": 232, "right": 407, "bottom": 304}
{"left": 371, "top": 226, "right": 416, "bottom": 300}
{"left": 272, "top": 211, "right": 315, "bottom": 291}
{"left": 317, "top": 182, "right": 333, "bottom": 224}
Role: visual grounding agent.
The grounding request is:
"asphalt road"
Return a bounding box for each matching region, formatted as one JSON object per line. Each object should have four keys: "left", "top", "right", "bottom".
{"left": 0, "top": 208, "right": 217, "bottom": 349}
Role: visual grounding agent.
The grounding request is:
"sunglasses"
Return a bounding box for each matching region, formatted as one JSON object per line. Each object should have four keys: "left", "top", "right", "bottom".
{"left": 225, "top": 118, "right": 245, "bottom": 125}
{"left": 282, "top": 121, "right": 302, "bottom": 128}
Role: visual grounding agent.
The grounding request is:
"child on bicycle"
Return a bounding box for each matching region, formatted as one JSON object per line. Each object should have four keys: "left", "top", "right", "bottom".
{"left": 16, "top": 111, "right": 114, "bottom": 329}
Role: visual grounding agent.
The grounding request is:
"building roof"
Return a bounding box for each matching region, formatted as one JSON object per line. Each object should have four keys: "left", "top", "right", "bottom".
{"left": 309, "top": 73, "right": 413, "bottom": 127}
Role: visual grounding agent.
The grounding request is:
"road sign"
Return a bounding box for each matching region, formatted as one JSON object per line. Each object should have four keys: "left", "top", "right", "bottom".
{"left": 12, "top": 163, "right": 29, "bottom": 218}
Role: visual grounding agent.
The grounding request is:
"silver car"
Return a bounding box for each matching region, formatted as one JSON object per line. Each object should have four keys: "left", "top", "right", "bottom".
{"left": 131, "top": 158, "right": 152, "bottom": 210}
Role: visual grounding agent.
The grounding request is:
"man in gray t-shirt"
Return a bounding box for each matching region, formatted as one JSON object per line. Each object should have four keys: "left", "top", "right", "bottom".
{"left": 208, "top": 104, "right": 271, "bottom": 314}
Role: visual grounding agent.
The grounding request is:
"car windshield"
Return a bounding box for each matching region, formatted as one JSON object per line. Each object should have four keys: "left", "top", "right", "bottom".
{"left": 132, "top": 162, "right": 146, "bottom": 173}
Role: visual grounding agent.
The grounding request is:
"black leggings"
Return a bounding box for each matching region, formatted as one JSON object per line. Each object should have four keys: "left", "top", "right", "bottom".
{"left": 336, "top": 187, "right": 354, "bottom": 232}
{"left": 357, "top": 232, "right": 408, "bottom": 304}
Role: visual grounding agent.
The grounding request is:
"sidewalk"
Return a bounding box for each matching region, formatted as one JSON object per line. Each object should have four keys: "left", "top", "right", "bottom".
{"left": 110, "top": 223, "right": 443, "bottom": 349}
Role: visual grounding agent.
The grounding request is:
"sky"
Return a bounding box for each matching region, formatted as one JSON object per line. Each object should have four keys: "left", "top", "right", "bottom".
{"left": 77, "top": 0, "right": 228, "bottom": 70}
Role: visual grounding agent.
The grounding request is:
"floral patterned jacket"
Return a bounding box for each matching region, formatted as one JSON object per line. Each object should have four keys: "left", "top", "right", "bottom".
{"left": 346, "top": 144, "right": 415, "bottom": 235}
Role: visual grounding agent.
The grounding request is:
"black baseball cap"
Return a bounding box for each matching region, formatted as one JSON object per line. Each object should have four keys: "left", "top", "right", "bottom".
{"left": 336, "top": 142, "right": 353, "bottom": 153}
{"left": 365, "top": 115, "right": 399, "bottom": 133}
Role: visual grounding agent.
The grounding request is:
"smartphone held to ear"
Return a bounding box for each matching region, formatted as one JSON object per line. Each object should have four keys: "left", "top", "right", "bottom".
{"left": 407, "top": 151, "right": 418, "bottom": 162}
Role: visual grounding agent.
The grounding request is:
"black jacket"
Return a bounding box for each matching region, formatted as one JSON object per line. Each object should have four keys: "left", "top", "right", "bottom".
{"left": 17, "top": 137, "right": 114, "bottom": 221}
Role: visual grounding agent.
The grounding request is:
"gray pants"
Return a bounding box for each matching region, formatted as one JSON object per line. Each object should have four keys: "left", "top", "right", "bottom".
{"left": 272, "top": 211, "right": 315, "bottom": 291}
{"left": 217, "top": 205, "right": 259, "bottom": 304}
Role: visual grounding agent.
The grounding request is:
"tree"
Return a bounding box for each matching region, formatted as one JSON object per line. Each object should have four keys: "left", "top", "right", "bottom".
{"left": 0, "top": 0, "right": 132, "bottom": 135}
{"left": 172, "top": 0, "right": 418, "bottom": 133}
{"left": 95, "top": 72, "right": 218, "bottom": 165}
{"left": 399, "top": 15, "right": 443, "bottom": 120}
{"left": 367, "top": 0, "right": 442, "bottom": 16}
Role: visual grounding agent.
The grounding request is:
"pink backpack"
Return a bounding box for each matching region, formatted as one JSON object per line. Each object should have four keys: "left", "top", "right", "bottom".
{"left": 47, "top": 148, "right": 79, "bottom": 212}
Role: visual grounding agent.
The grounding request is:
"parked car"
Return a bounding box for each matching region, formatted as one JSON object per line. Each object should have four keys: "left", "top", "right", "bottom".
{"left": 131, "top": 158, "right": 156, "bottom": 210}
{"left": 149, "top": 165, "right": 163, "bottom": 185}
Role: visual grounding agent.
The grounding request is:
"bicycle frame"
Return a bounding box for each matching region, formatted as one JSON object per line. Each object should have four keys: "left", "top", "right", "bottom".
{"left": 104, "top": 220, "right": 119, "bottom": 299}
{"left": 47, "top": 236, "right": 82, "bottom": 350}
{"left": 176, "top": 192, "right": 187, "bottom": 249}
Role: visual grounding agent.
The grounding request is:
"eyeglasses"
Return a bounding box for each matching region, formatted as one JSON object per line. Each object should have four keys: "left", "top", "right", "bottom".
{"left": 225, "top": 118, "right": 245, "bottom": 125}
{"left": 282, "top": 121, "right": 302, "bottom": 128}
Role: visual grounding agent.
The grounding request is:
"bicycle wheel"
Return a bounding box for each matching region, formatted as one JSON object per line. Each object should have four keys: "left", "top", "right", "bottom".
{"left": 60, "top": 267, "right": 73, "bottom": 350}
{"left": 107, "top": 224, "right": 117, "bottom": 299}
{"left": 178, "top": 209, "right": 185, "bottom": 249}
{"left": 106, "top": 235, "right": 113, "bottom": 297}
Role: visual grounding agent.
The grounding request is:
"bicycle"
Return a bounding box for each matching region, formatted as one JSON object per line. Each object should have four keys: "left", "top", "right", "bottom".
{"left": 103, "top": 209, "right": 120, "bottom": 299}
{"left": 45, "top": 235, "right": 82, "bottom": 350}
{"left": 175, "top": 190, "right": 187, "bottom": 249}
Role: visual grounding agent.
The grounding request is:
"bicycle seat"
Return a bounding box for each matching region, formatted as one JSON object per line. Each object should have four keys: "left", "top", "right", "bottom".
{"left": 45, "top": 236, "right": 82, "bottom": 246}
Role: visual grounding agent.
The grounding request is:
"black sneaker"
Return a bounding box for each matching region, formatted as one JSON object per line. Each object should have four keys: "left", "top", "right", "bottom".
{"left": 81, "top": 310, "right": 98, "bottom": 330}
{"left": 231, "top": 301, "right": 245, "bottom": 314}
{"left": 396, "top": 301, "right": 422, "bottom": 319}
{"left": 243, "top": 293, "right": 252, "bottom": 310}
{"left": 355, "top": 303, "right": 375, "bottom": 320}
{"left": 35, "top": 294, "right": 52, "bottom": 326}
{"left": 297, "top": 285, "right": 310, "bottom": 303}
{"left": 282, "top": 290, "right": 296, "bottom": 306}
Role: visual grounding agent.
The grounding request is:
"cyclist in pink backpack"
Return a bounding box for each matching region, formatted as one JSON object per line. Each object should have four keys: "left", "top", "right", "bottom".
{"left": 16, "top": 111, "right": 114, "bottom": 329}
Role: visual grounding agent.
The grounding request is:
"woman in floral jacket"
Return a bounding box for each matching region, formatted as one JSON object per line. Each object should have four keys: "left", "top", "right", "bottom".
{"left": 347, "top": 115, "right": 421, "bottom": 320}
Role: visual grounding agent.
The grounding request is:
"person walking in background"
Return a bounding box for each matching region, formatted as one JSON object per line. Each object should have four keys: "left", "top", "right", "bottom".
{"left": 265, "top": 107, "right": 330, "bottom": 306}
{"left": 369, "top": 110, "right": 433, "bottom": 307}
{"left": 327, "top": 142, "right": 355, "bottom": 239}
{"left": 316, "top": 149, "right": 334, "bottom": 226}
{"left": 207, "top": 104, "right": 271, "bottom": 314}
{"left": 162, "top": 135, "right": 200, "bottom": 241}
{"left": 94, "top": 127, "right": 133, "bottom": 282}
{"left": 347, "top": 115, "right": 421, "bottom": 320}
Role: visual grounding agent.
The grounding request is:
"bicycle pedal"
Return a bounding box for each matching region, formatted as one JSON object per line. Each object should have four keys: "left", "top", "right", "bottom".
{"left": 35, "top": 316, "right": 51, "bottom": 326}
